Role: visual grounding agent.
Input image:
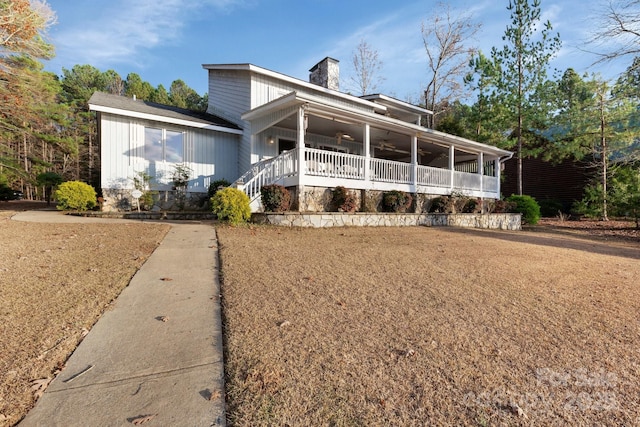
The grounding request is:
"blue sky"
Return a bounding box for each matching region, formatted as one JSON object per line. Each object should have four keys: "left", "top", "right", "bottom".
{"left": 43, "top": 0, "right": 630, "bottom": 102}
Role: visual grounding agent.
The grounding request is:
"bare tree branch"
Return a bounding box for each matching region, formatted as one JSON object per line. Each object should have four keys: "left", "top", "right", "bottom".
{"left": 588, "top": 0, "right": 640, "bottom": 65}
{"left": 347, "top": 40, "right": 384, "bottom": 96}
{"left": 421, "top": 2, "right": 480, "bottom": 128}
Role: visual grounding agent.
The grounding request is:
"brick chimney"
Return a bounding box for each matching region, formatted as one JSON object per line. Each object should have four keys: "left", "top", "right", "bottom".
{"left": 309, "top": 57, "right": 339, "bottom": 91}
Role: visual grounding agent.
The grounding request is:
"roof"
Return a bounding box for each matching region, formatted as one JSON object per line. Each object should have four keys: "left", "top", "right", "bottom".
{"left": 202, "top": 63, "right": 388, "bottom": 114}
{"left": 88, "top": 92, "right": 243, "bottom": 134}
{"left": 360, "top": 94, "right": 433, "bottom": 116}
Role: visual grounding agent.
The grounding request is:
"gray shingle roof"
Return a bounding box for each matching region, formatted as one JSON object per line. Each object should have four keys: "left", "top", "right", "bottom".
{"left": 88, "top": 92, "right": 241, "bottom": 130}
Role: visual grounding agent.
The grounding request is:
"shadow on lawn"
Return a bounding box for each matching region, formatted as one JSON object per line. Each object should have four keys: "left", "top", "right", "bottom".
{"left": 441, "top": 226, "right": 640, "bottom": 260}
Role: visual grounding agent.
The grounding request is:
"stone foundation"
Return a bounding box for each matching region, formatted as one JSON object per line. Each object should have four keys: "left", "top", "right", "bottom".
{"left": 252, "top": 212, "right": 521, "bottom": 230}
{"left": 101, "top": 188, "right": 209, "bottom": 212}
{"left": 292, "top": 186, "right": 444, "bottom": 213}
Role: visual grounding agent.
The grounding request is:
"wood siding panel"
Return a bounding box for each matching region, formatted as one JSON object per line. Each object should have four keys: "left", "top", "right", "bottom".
{"left": 502, "top": 157, "right": 589, "bottom": 211}
{"left": 208, "top": 70, "right": 251, "bottom": 175}
{"left": 101, "top": 113, "right": 131, "bottom": 189}
{"left": 100, "top": 113, "right": 239, "bottom": 193}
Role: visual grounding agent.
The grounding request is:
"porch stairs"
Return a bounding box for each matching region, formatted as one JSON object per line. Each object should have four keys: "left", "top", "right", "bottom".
{"left": 233, "top": 150, "right": 297, "bottom": 211}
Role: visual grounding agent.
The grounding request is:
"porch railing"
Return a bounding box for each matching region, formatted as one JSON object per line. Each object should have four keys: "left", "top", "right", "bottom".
{"left": 237, "top": 150, "right": 297, "bottom": 201}
{"left": 238, "top": 149, "right": 500, "bottom": 204}
{"left": 305, "top": 148, "right": 365, "bottom": 180}
{"left": 454, "top": 171, "right": 482, "bottom": 191}
{"left": 370, "top": 158, "right": 412, "bottom": 184}
{"left": 416, "top": 165, "right": 451, "bottom": 188}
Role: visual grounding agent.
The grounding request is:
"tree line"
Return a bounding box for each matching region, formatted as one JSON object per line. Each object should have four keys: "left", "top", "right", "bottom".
{"left": 0, "top": 0, "right": 206, "bottom": 200}
{"left": 2, "top": 0, "right": 639, "bottom": 220}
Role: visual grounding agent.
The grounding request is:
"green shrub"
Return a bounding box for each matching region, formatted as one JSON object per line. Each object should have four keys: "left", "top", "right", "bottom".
{"left": 208, "top": 179, "right": 231, "bottom": 198}
{"left": 382, "top": 190, "right": 413, "bottom": 213}
{"left": 506, "top": 194, "right": 541, "bottom": 224}
{"left": 331, "top": 186, "right": 357, "bottom": 212}
{"left": 55, "top": 181, "right": 97, "bottom": 211}
{"left": 260, "top": 184, "right": 291, "bottom": 212}
{"left": 211, "top": 187, "right": 251, "bottom": 225}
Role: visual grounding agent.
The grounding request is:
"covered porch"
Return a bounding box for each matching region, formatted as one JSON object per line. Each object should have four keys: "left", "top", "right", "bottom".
{"left": 238, "top": 92, "right": 512, "bottom": 210}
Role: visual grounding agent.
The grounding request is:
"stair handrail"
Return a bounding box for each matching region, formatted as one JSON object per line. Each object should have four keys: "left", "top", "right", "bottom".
{"left": 236, "top": 150, "right": 297, "bottom": 202}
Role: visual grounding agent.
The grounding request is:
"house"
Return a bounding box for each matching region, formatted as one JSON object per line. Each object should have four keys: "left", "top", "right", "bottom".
{"left": 89, "top": 57, "right": 513, "bottom": 212}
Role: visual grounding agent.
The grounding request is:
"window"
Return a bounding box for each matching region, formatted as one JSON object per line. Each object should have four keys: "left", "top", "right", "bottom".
{"left": 144, "top": 127, "right": 184, "bottom": 163}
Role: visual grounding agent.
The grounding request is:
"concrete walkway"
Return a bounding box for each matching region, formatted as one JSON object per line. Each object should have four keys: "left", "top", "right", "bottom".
{"left": 13, "top": 210, "right": 226, "bottom": 426}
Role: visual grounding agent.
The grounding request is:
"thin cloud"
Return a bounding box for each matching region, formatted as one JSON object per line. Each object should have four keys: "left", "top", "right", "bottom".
{"left": 52, "top": 0, "right": 246, "bottom": 68}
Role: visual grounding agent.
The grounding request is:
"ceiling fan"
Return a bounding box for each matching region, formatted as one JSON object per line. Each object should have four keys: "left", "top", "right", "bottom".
{"left": 336, "top": 132, "right": 354, "bottom": 144}
{"left": 376, "top": 140, "right": 396, "bottom": 151}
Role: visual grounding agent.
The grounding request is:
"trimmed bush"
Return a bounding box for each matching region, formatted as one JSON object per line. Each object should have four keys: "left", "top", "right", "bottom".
{"left": 506, "top": 194, "right": 541, "bottom": 224}
{"left": 331, "top": 186, "right": 357, "bottom": 212}
{"left": 55, "top": 181, "right": 97, "bottom": 211}
{"left": 382, "top": 190, "right": 413, "bottom": 213}
{"left": 208, "top": 179, "right": 231, "bottom": 198}
{"left": 261, "top": 184, "right": 291, "bottom": 212}
{"left": 211, "top": 187, "right": 251, "bottom": 225}
{"left": 487, "top": 199, "right": 517, "bottom": 214}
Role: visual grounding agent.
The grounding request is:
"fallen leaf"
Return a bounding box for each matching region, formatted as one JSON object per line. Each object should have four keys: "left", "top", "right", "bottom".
{"left": 209, "top": 390, "right": 221, "bottom": 401}
{"left": 131, "top": 414, "right": 157, "bottom": 425}
{"left": 160, "top": 277, "right": 173, "bottom": 281}
{"left": 157, "top": 316, "right": 169, "bottom": 322}
{"left": 278, "top": 320, "right": 291, "bottom": 328}
{"left": 31, "top": 377, "right": 52, "bottom": 399}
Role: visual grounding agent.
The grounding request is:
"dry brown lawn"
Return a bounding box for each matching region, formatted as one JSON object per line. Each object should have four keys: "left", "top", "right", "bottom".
{"left": 217, "top": 224, "right": 640, "bottom": 426}
{"left": 2, "top": 199, "right": 639, "bottom": 426}
{"left": 0, "top": 203, "right": 169, "bottom": 426}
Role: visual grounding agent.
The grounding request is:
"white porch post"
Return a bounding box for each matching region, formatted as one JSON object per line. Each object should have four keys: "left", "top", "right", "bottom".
{"left": 296, "top": 105, "right": 306, "bottom": 209}
{"left": 363, "top": 123, "right": 370, "bottom": 182}
{"left": 478, "top": 152, "right": 484, "bottom": 193}
{"left": 495, "top": 158, "right": 501, "bottom": 198}
{"left": 296, "top": 106, "right": 306, "bottom": 182}
{"left": 449, "top": 145, "right": 455, "bottom": 191}
{"left": 411, "top": 135, "right": 418, "bottom": 192}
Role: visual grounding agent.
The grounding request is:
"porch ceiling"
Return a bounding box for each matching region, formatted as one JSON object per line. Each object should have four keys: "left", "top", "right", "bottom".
{"left": 242, "top": 91, "right": 512, "bottom": 160}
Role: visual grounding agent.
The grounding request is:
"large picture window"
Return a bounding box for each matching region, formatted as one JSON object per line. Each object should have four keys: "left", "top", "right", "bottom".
{"left": 144, "top": 127, "right": 184, "bottom": 163}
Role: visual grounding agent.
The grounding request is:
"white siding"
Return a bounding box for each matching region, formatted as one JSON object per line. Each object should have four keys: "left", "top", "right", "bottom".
{"left": 100, "top": 112, "right": 239, "bottom": 193}
{"left": 208, "top": 70, "right": 252, "bottom": 175}
{"left": 100, "top": 114, "right": 131, "bottom": 189}
{"left": 251, "top": 74, "right": 374, "bottom": 113}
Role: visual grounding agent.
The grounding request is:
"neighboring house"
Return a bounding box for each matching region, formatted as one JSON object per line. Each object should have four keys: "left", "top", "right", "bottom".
{"left": 90, "top": 57, "right": 513, "bottom": 212}
{"left": 502, "top": 157, "right": 589, "bottom": 213}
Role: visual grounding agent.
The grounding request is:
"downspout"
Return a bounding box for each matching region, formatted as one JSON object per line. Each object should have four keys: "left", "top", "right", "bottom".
{"left": 497, "top": 152, "right": 515, "bottom": 199}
